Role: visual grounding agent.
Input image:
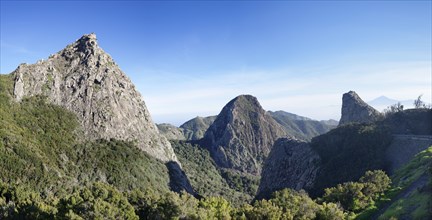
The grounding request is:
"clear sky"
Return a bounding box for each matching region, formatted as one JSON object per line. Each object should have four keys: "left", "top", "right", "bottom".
{"left": 1, "top": 1, "right": 431, "bottom": 125}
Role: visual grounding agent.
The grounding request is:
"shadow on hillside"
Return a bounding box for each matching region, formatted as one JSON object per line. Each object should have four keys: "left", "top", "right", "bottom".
{"left": 166, "top": 161, "right": 200, "bottom": 198}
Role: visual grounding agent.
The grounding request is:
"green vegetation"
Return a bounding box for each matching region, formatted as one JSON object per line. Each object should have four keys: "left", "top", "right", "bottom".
{"left": 3, "top": 166, "right": 393, "bottom": 219}
{"left": 392, "top": 146, "right": 432, "bottom": 189}
{"left": 377, "top": 146, "right": 432, "bottom": 220}
{"left": 73, "top": 139, "right": 170, "bottom": 193}
{"left": 1, "top": 93, "right": 80, "bottom": 191}
{"left": 311, "top": 123, "right": 392, "bottom": 196}
{"left": 0, "top": 181, "right": 138, "bottom": 219}
{"left": 57, "top": 182, "right": 138, "bottom": 219}
{"left": 220, "top": 169, "right": 259, "bottom": 197}
{"left": 0, "top": 73, "right": 170, "bottom": 196}
{"left": 321, "top": 170, "right": 391, "bottom": 212}
{"left": 0, "top": 93, "right": 170, "bottom": 195}
{"left": 171, "top": 140, "right": 254, "bottom": 205}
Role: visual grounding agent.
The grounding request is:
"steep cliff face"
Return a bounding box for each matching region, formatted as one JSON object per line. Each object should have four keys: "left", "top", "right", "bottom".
{"left": 11, "top": 33, "right": 177, "bottom": 162}
{"left": 202, "top": 95, "right": 288, "bottom": 175}
{"left": 180, "top": 116, "right": 216, "bottom": 140}
{"left": 256, "top": 138, "right": 320, "bottom": 199}
{"left": 339, "top": 91, "right": 382, "bottom": 126}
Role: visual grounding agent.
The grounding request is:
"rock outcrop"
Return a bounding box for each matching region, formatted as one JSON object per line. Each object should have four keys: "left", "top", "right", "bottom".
{"left": 256, "top": 138, "right": 320, "bottom": 199}
{"left": 180, "top": 116, "right": 216, "bottom": 140}
{"left": 11, "top": 33, "right": 177, "bottom": 162}
{"left": 339, "top": 91, "right": 382, "bottom": 126}
{"left": 202, "top": 95, "right": 288, "bottom": 175}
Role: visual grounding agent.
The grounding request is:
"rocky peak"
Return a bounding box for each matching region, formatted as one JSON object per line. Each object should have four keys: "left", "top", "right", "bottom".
{"left": 202, "top": 95, "right": 288, "bottom": 175}
{"left": 76, "top": 33, "right": 98, "bottom": 52}
{"left": 11, "top": 33, "right": 178, "bottom": 163}
{"left": 339, "top": 91, "right": 382, "bottom": 126}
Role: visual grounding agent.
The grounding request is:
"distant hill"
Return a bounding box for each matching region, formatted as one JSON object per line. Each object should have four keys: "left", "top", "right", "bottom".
{"left": 157, "top": 116, "right": 217, "bottom": 141}
{"left": 268, "top": 110, "right": 337, "bottom": 141}
{"left": 156, "top": 123, "right": 186, "bottom": 141}
{"left": 180, "top": 116, "right": 217, "bottom": 140}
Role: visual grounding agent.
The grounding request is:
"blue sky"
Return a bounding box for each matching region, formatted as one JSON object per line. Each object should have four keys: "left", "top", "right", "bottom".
{"left": 1, "top": 1, "right": 431, "bottom": 125}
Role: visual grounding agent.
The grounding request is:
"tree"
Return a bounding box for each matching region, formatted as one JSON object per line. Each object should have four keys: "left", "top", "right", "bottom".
{"left": 243, "top": 200, "right": 285, "bottom": 220}
{"left": 359, "top": 170, "right": 391, "bottom": 198}
{"left": 269, "top": 188, "right": 319, "bottom": 219}
{"left": 198, "top": 196, "right": 233, "bottom": 220}
{"left": 413, "top": 94, "right": 429, "bottom": 109}
{"left": 322, "top": 170, "right": 391, "bottom": 212}
{"left": 383, "top": 102, "right": 404, "bottom": 117}
{"left": 322, "top": 182, "right": 368, "bottom": 212}
{"left": 57, "top": 182, "right": 138, "bottom": 220}
{"left": 315, "top": 202, "right": 346, "bottom": 220}
{"left": 0, "top": 181, "right": 57, "bottom": 219}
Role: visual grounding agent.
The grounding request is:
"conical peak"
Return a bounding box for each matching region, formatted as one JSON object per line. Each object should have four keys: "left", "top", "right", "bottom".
{"left": 202, "top": 94, "right": 288, "bottom": 175}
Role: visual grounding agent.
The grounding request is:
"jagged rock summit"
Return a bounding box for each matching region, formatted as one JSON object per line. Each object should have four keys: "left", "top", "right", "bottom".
{"left": 202, "top": 95, "right": 288, "bottom": 175}
{"left": 12, "top": 33, "right": 177, "bottom": 162}
{"left": 256, "top": 138, "right": 320, "bottom": 200}
{"left": 339, "top": 91, "right": 382, "bottom": 126}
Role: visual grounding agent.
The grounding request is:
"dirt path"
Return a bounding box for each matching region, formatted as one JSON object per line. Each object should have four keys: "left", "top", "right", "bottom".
{"left": 371, "top": 174, "right": 429, "bottom": 220}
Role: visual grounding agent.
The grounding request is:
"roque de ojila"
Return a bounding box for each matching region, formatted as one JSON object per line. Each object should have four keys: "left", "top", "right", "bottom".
{"left": 1, "top": 5, "right": 431, "bottom": 218}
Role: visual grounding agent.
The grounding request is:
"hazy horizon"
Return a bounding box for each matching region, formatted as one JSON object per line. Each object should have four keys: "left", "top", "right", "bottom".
{"left": 1, "top": 1, "right": 431, "bottom": 126}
